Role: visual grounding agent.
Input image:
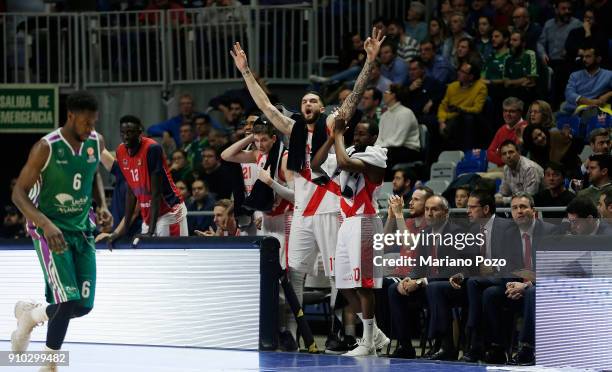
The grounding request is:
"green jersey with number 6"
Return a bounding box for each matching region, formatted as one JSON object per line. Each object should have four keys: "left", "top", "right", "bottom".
{"left": 30, "top": 128, "right": 101, "bottom": 232}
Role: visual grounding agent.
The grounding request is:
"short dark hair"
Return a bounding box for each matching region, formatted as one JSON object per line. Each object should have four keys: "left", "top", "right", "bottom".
{"left": 245, "top": 108, "right": 262, "bottom": 118}
{"left": 500, "top": 139, "right": 519, "bottom": 152}
{"left": 193, "top": 113, "right": 210, "bottom": 123}
{"left": 228, "top": 98, "right": 244, "bottom": 108}
{"left": 202, "top": 146, "right": 219, "bottom": 158}
{"left": 356, "top": 122, "right": 379, "bottom": 137}
{"left": 302, "top": 91, "right": 326, "bottom": 107}
{"left": 387, "top": 18, "right": 404, "bottom": 30}
{"left": 589, "top": 128, "right": 609, "bottom": 144}
{"left": 67, "top": 91, "right": 98, "bottom": 113}
{"left": 252, "top": 117, "right": 277, "bottom": 137}
{"left": 372, "top": 16, "right": 386, "bottom": 26}
{"left": 366, "top": 87, "right": 383, "bottom": 103}
{"left": 545, "top": 161, "right": 566, "bottom": 178}
{"left": 420, "top": 39, "right": 436, "bottom": 49}
{"left": 381, "top": 41, "right": 397, "bottom": 55}
{"left": 492, "top": 27, "right": 510, "bottom": 40}
{"left": 456, "top": 185, "right": 471, "bottom": 194}
{"left": 589, "top": 154, "right": 611, "bottom": 176}
{"left": 463, "top": 60, "right": 482, "bottom": 79}
{"left": 409, "top": 56, "right": 426, "bottom": 70}
{"left": 394, "top": 168, "right": 417, "bottom": 184}
{"left": 119, "top": 115, "right": 142, "bottom": 129}
{"left": 566, "top": 197, "right": 599, "bottom": 218}
{"left": 470, "top": 189, "right": 496, "bottom": 214}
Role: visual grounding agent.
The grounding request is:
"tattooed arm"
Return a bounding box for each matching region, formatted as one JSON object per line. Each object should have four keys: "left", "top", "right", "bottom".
{"left": 330, "top": 27, "right": 386, "bottom": 126}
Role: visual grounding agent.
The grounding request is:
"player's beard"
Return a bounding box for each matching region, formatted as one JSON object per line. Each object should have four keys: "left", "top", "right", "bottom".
{"left": 305, "top": 110, "right": 321, "bottom": 124}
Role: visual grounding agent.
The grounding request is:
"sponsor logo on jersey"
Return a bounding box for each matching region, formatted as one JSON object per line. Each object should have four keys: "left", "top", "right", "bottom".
{"left": 57, "top": 148, "right": 65, "bottom": 158}
{"left": 54, "top": 193, "right": 89, "bottom": 214}
{"left": 86, "top": 147, "right": 96, "bottom": 163}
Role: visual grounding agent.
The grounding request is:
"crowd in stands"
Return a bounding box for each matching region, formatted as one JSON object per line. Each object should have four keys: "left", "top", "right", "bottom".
{"left": 1, "top": 0, "right": 612, "bottom": 365}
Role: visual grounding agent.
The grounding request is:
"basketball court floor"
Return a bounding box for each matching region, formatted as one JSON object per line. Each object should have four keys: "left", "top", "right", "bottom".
{"left": 0, "top": 341, "right": 589, "bottom": 372}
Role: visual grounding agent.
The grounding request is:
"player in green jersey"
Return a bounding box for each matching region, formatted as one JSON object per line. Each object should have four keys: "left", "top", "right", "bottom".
{"left": 10, "top": 91, "right": 111, "bottom": 372}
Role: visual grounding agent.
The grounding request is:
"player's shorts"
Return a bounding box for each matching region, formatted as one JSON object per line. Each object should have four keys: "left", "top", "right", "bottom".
{"left": 335, "top": 215, "right": 383, "bottom": 289}
{"left": 142, "top": 202, "right": 188, "bottom": 237}
{"left": 31, "top": 228, "right": 96, "bottom": 308}
{"left": 262, "top": 212, "right": 292, "bottom": 270}
{"left": 288, "top": 211, "right": 341, "bottom": 277}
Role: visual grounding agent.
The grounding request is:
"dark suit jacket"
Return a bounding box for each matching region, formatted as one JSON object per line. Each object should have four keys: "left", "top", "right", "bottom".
{"left": 409, "top": 221, "right": 477, "bottom": 280}
{"left": 470, "top": 216, "right": 522, "bottom": 277}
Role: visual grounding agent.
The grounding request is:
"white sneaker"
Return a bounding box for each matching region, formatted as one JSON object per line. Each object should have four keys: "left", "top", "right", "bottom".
{"left": 11, "top": 301, "right": 43, "bottom": 353}
{"left": 344, "top": 339, "right": 376, "bottom": 357}
{"left": 309, "top": 74, "right": 330, "bottom": 84}
{"left": 373, "top": 328, "right": 390, "bottom": 351}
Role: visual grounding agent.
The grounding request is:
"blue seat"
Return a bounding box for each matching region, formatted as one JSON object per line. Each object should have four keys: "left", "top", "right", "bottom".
{"left": 456, "top": 149, "right": 488, "bottom": 176}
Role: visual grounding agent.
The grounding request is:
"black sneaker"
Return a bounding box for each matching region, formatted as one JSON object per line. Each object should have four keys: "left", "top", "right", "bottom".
{"left": 390, "top": 345, "right": 416, "bottom": 359}
{"left": 278, "top": 330, "right": 298, "bottom": 352}
{"left": 325, "top": 334, "right": 357, "bottom": 354}
{"left": 508, "top": 347, "right": 535, "bottom": 366}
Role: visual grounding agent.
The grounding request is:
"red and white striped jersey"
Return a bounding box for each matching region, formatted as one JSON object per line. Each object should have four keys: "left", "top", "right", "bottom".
{"left": 256, "top": 151, "right": 293, "bottom": 216}
{"left": 293, "top": 130, "right": 341, "bottom": 216}
{"left": 241, "top": 162, "right": 258, "bottom": 196}
{"left": 337, "top": 145, "right": 387, "bottom": 219}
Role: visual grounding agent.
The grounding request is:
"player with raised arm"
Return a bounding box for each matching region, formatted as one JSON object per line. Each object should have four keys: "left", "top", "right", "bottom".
{"left": 230, "top": 28, "right": 385, "bottom": 348}
{"left": 10, "top": 91, "right": 111, "bottom": 372}
{"left": 312, "top": 118, "right": 389, "bottom": 356}
{"left": 96, "top": 115, "right": 188, "bottom": 247}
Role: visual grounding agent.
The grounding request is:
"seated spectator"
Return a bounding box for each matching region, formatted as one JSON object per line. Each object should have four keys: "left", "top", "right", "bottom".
{"left": 309, "top": 31, "right": 366, "bottom": 88}
{"left": 375, "top": 84, "right": 421, "bottom": 179}
{"left": 405, "top": 2, "right": 428, "bottom": 42}
{"left": 187, "top": 179, "right": 216, "bottom": 235}
{"left": 538, "top": 0, "right": 582, "bottom": 108}
{"left": 359, "top": 87, "right": 383, "bottom": 126}
{"left": 386, "top": 18, "right": 420, "bottom": 62}
{"left": 427, "top": 18, "right": 449, "bottom": 53}
{"left": 438, "top": 61, "right": 488, "bottom": 150}
{"left": 368, "top": 59, "right": 392, "bottom": 96}
{"left": 454, "top": 185, "right": 470, "bottom": 207}
{"left": 566, "top": 196, "right": 612, "bottom": 235}
{"left": 175, "top": 179, "right": 192, "bottom": 204}
{"left": 482, "top": 28, "right": 510, "bottom": 123}
{"left": 466, "top": 0, "right": 495, "bottom": 35}
{"left": 526, "top": 100, "right": 555, "bottom": 128}
{"left": 565, "top": 9, "right": 608, "bottom": 72}
{"left": 510, "top": 7, "right": 542, "bottom": 54}
{"left": 195, "top": 199, "right": 243, "bottom": 236}
{"left": 576, "top": 128, "right": 612, "bottom": 187}
{"left": 577, "top": 154, "right": 612, "bottom": 205}
{"left": 218, "top": 98, "right": 244, "bottom": 131}
{"left": 474, "top": 16, "right": 494, "bottom": 61}
{"left": 562, "top": 47, "right": 612, "bottom": 115}
{"left": 451, "top": 0, "right": 469, "bottom": 16}
{"left": 598, "top": 189, "right": 612, "bottom": 226}
{"left": 196, "top": 147, "right": 244, "bottom": 203}
{"left": 496, "top": 140, "right": 544, "bottom": 204}
{"left": 208, "top": 128, "right": 230, "bottom": 151}
{"left": 522, "top": 125, "right": 583, "bottom": 178}
{"left": 419, "top": 40, "right": 456, "bottom": 85}
{"left": 503, "top": 31, "right": 538, "bottom": 107}
{"left": 178, "top": 122, "right": 203, "bottom": 169}
{"left": 147, "top": 93, "right": 200, "bottom": 148}
{"left": 194, "top": 113, "right": 212, "bottom": 149}
{"left": 491, "top": 0, "right": 515, "bottom": 30}
{"left": 441, "top": 12, "right": 473, "bottom": 62}
{"left": 1, "top": 205, "right": 26, "bottom": 239}
{"left": 379, "top": 42, "right": 409, "bottom": 85}
{"left": 169, "top": 149, "right": 195, "bottom": 186}
{"left": 392, "top": 168, "right": 417, "bottom": 205}
{"left": 487, "top": 97, "right": 528, "bottom": 166}
{"left": 534, "top": 161, "right": 576, "bottom": 220}
{"left": 404, "top": 57, "right": 446, "bottom": 126}
{"left": 452, "top": 37, "right": 483, "bottom": 69}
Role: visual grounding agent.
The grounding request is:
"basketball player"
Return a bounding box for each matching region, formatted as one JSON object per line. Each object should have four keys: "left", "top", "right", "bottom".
{"left": 97, "top": 115, "right": 188, "bottom": 245}
{"left": 313, "top": 118, "right": 389, "bottom": 356}
{"left": 237, "top": 110, "right": 263, "bottom": 235}
{"left": 230, "top": 29, "right": 385, "bottom": 343}
{"left": 10, "top": 91, "right": 110, "bottom": 372}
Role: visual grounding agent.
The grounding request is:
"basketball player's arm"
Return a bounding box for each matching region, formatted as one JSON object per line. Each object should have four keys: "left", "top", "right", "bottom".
{"left": 261, "top": 155, "right": 295, "bottom": 203}
{"left": 146, "top": 145, "right": 165, "bottom": 236}
{"left": 230, "top": 42, "right": 295, "bottom": 135}
{"left": 220, "top": 134, "right": 258, "bottom": 163}
{"left": 310, "top": 134, "right": 335, "bottom": 174}
{"left": 109, "top": 186, "right": 138, "bottom": 242}
{"left": 12, "top": 140, "right": 66, "bottom": 252}
{"left": 332, "top": 120, "right": 385, "bottom": 183}
{"left": 332, "top": 27, "right": 385, "bottom": 125}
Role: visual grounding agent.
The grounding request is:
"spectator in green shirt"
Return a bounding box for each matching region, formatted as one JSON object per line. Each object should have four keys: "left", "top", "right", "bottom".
{"left": 503, "top": 30, "right": 538, "bottom": 107}
{"left": 482, "top": 28, "right": 510, "bottom": 124}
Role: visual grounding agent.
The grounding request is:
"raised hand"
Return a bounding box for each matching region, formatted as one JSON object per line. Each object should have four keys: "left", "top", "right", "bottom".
{"left": 333, "top": 116, "right": 348, "bottom": 135}
{"left": 230, "top": 42, "right": 249, "bottom": 74}
{"left": 364, "top": 27, "right": 386, "bottom": 61}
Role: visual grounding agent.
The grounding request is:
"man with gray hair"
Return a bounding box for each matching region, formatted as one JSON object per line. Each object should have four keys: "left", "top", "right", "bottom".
{"left": 405, "top": 1, "right": 427, "bottom": 42}
{"left": 487, "top": 97, "right": 527, "bottom": 166}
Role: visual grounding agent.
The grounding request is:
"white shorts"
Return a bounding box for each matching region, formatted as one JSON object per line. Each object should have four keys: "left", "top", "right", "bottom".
{"left": 335, "top": 215, "right": 383, "bottom": 289}
{"left": 263, "top": 212, "right": 292, "bottom": 270}
{"left": 141, "top": 203, "right": 188, "bottom": 237}
{"left": 288, "top": 212, "right": 341, "bottom": 277}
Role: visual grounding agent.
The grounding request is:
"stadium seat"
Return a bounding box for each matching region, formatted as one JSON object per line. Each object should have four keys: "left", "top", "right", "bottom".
{"left": 426, "top": 179, "right": 450, "bottom": 194}
{"left": 456, "top": 149, "right": 488, "bottom": 176}
{"left": 438, "top": 150, "right": 464, "bottom": 163}
{"left": 430, "top": 161, "right": 457, "bottom": 182}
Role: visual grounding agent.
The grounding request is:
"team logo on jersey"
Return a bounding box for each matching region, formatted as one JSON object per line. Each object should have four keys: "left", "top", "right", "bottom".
{"left": 54, "top": 193, "right": 89, "bottom": 214}
{"left": 57, "top": 148, "right": 65, "bottom": 158}
{"left": 86, "top": 147, "right": 96, "bottom": 163}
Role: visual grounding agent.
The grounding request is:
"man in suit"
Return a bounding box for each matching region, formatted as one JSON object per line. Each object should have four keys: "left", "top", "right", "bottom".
{"left": 387, "top": 195, "right": 463, "bottom": 358}
{"left": 460, "top": 190, "right": 520, "bottom": 363}
{"left": 566, "top": 197, "right": 612, "bottom": 236}
{"left": 482, "top": 192, "right": 557, "bottom": 365}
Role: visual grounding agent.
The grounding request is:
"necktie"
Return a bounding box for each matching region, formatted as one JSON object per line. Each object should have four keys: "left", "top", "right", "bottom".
{"left": 523, "top": 232, "right": 532, "bottom": 270}
{"left": 431, "top": 241, "right": 439, "bottom": 276}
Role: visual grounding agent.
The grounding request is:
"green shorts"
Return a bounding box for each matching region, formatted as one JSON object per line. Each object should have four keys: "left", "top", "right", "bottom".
{"left": 32, "top": 228, "right": 96, "bottom": 308}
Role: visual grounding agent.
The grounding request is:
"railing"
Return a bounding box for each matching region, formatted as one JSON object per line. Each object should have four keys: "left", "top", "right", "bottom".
{"left": 0, "top": 1, "right": 416, "bottom": 89}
